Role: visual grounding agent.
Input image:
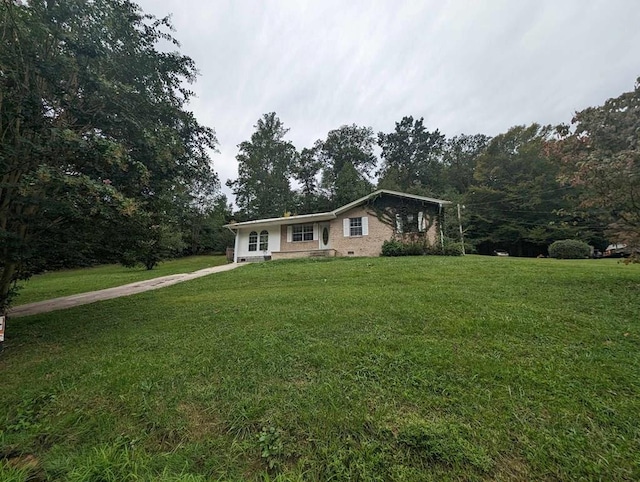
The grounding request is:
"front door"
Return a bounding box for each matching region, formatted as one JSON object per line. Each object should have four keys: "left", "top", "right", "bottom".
{"left": 319, "top": 223, "right": 330, "bottom": 249}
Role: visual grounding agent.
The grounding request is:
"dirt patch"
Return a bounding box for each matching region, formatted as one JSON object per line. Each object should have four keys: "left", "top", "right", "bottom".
{"left": 493, "top": 454, "right": 530, "bottom": 480}
{"left": 3, "top": 453, "right": 45, "bottom": 480}
{"left": 177, "top": 402, "right": 224, "bottom": 442}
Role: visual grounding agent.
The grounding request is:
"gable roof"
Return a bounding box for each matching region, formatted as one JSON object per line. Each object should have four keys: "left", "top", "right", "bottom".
{"left": 332, "top": 189, "right": 451, "bottom": 215}
{"left": 223, "top": 189, "right": 451, "bottom": 229}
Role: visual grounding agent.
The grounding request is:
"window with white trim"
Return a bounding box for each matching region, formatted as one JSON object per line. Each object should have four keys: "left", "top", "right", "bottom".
{"left": 292, "top": 224, "right": 314, "bottom": 241}
{"left": 397, "top": 211, "right": 426, "bottom": 233}
{"left": 350, "top": 217, "right": 363, "bottom": 236}
{"left": 259, "top": 230, "right": 269, "bottom": 250}
{"left": 248, "top": 231, "right": 258, "bottom": 251}
{"left": 343, "top": 216, "right": 368, "bottom": 237}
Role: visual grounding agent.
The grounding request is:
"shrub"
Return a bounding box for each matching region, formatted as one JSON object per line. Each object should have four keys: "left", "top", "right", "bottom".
{"left": 442, "top": 242, "right": 464, "bottom": 256}
{"left": 381, "top": 239, "right": 405, "bottom": 256}
{"left": 548, "top": 239, "right": 591, "bottom": 259}
{"left": 381, "top": 239, "right": 463, "bottom": 257}
{"left": 403, "top": 242, "right": 424, "bottom": 256}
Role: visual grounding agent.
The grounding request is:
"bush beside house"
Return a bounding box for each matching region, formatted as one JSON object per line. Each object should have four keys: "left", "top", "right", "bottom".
{"left": 381, "top": 239, "right": 463, "bottom": 257}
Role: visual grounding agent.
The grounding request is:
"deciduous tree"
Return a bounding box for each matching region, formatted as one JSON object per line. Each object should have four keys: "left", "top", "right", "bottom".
{"left": 227, "top": 113, "right": 296, "bottom": 219}
{"left": 292, "top": 146, "right": 327, "bottom": 213}
{"left": 377, "top": 116, "right": 446, "bottom": 195}
{"left": 318, "top": 124, "right": 376, "bottom": 207}
{"left": 0, "top": 0, "right": 218, "bottom": 312}
{"left": 465, "top": 125, "right": 603, "bottom": 256}
{"left": 553, "top": 78, "right": 640, "bottom": 258}
{"left": 442, "top": 133, "right": 491, "bottom": 194}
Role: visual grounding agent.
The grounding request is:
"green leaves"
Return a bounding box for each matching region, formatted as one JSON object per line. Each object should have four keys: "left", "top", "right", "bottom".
{"left": 464, "top": 125, "right": 602, "bottom": 255}
{"left": 0, "top": 0, "right": 219, "bottom": 309}
{"left": 227, "top": 113, "right": 296, "bottom": 219}
{"left": 556, "top": 78, "right": 640, "bottom": 256}
{"left": 319, "top": 124, "right": 376, "bottom": 208}
{"left": 378, "top": 116, "right": 446, "bottom": 195}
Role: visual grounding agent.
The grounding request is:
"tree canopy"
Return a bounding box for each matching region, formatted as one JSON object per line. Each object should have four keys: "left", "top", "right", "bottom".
{"left": 464, "top": 125, "right": 604, "bottom": 256}
{"left": 227, "top": 112, "right": 296, "bottom": 219}
{"left": 318, "top": 124, "right": 376, "bottom": 208}
{"left": 377, "top": 116, "right": 446, "bottom": 196}
{"left": 0, "top": 0, "right": 219, "bottom": 310}
{"left": 553, "top": 78, "right": 640, "bottom": 257}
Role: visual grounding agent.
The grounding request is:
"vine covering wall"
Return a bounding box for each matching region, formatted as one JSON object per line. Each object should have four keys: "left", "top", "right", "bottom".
{"left": 363, "top": 193, "right": 441, "bottom": 239}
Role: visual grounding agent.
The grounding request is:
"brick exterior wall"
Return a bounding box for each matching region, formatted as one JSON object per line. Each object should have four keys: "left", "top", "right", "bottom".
{"left": 329, "top": 206, "right": 393, "bottom": 257}
{"left": 278, "top": 224, "right": 319, "bottom": 252}
{"left": 272, "top": 199, "right": 442, "bottom": 259}
{"left": 272, "top": 249, "right": 336, "bottom": 260}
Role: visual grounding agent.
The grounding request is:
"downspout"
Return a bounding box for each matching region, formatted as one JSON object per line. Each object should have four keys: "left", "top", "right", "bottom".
{"left": 439, "top": 203, "right": 445, "bottom": 253}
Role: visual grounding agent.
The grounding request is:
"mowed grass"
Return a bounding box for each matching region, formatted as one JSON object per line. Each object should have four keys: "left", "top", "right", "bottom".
{"left": 1, "top": 256, "right": 639, "bottom": 481}
{"left": 13, "top": 255, "right": 228, "bottom": 305}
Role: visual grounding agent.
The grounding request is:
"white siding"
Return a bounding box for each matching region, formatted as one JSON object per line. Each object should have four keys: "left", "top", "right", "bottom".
{"left": 235, "top": 226, "right": 280, "bottom": 259}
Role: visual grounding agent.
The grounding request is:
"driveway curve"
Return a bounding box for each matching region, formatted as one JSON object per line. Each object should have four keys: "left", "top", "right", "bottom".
{"left": 9, "top": 263, "right": 241, "bottom": 318}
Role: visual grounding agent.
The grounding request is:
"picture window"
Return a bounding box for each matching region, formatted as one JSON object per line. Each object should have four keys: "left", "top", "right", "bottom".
{"left": 292, "top": 224, "right": 314, "bottom": 241}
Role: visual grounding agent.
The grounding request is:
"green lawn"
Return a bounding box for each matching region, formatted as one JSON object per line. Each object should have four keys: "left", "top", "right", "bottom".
{"left": 13, "top": 255, "right": 228, "bottom": 305}
{"left": 1, "top": 256, "right": 638, "bottom": 481}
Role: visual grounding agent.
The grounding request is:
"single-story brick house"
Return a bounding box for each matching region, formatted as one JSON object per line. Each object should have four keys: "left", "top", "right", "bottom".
{"left": 224, "top": 189, "right": 452, "bottom": 262}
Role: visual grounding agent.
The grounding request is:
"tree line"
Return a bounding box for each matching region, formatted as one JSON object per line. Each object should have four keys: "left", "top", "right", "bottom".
{"left": 228, "top": 81, "right": 639, "bottom": 259}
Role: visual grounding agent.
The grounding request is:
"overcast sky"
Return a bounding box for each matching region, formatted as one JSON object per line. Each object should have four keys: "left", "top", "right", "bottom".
{"left": 136, "top": 0, "right": 640, "bottom": 199}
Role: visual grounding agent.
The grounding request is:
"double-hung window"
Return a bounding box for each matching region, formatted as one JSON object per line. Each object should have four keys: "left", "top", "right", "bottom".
{"left": 343, "top": 216, "right": 368, "bottom": 237}
{"left": 259, "top": 230, "right": 269, "bottom": 250}
{"left": 396, "top": 212, "right": 425, "bottom": 233}
{"left": 350, "top": 217, "right": 363, "bottom": 236}
{"left": 292, "top": 224, "right": 314, "bottom": 242}
{"left": 248, "top": 231, "right": 258, "bottom": 251}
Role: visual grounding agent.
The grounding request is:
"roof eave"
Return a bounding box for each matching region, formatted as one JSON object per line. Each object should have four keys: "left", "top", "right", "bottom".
{"left": 223, "top": 212, "right": 335, "bottom": 229}
{"left": 332, "top": 189, "right": 452, "bottom": 215}
{"left": 224, "top": 190, "right": 453, "bottom": 229}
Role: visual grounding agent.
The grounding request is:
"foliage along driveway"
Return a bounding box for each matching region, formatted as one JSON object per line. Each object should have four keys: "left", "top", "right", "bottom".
{"left": 9, "top": 263, "right": 242, "bottom": 318}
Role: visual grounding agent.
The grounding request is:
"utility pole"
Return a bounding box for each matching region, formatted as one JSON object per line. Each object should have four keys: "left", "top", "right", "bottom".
{"left": 0, "top": 315, "right": 4, "bottom": 353}
{"left": 457, "top": 204, "right": 466, "bottom": 255}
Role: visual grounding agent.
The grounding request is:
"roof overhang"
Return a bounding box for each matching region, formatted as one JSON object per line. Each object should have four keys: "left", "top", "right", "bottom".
{"left": 332, "top": 189, "right": 452, "bottom": 215}
{"left": 224, "top": 189, "right": 453, "bottom": 230}
{"left": 224, "top": 212, "right": 336, "bottom": 230}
